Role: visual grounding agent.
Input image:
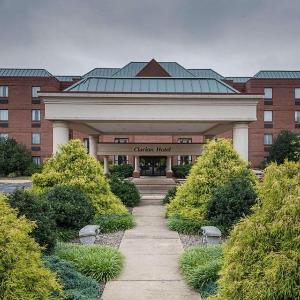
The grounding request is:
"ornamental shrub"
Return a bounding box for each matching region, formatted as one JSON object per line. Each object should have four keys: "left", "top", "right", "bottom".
{"left": 167, "top": 139, "right": 252, "bottom": 229}
{"left": 0, "top": 137, "right": 32, "bottom": 176}
{"left": 268, "top": 130, "right": 300, "bottom": 164}
{"left": 32, "top": 139, "right": 127, "bottom": 215}
{"left": 55, "top": 242, "right": 124, "bottom": 282}
{"left": 0, "top": 194, "right": 62, "bottom": 299}
{"left": 44, "top": 185, "right": 94, "bottom": 229}
{"left": 94, "top": 213, "right": 135, "bottom": 233}
{"left": 163, "top": 186, "right": 177, "bottom": 204}
{"left": 209, "top": 161, "right": 300, "bottom": 300}
{"left": 206, "top": 169, "right": 257, "bottom": 235}
{"left": 179, "top": 245, "right": 223, "bottom": 298}
{"left": 109, "top": 175, "right": 140, "bottom": 207}
{"left": 172, "top": 164, "right": 192, "bottom": 178}
{"left": 8, "top": 189, "right": 57, "bottom": 252}
{"left": 110, "top": 163, "right": 134, "bottom": 178}
{"left": 43, "top": 256, "right": 100, "bottom": 300}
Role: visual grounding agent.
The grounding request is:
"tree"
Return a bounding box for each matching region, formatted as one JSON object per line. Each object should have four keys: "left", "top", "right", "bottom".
{"left": 0, "top": 137, "right": 32, "bottom": 176}
{"left": 268, "top": 130, "right": 300, "bottom": 164}
{"left": 209, "top": 161, "right": 300, "bottom": 300}
{"left": 32, "top": 139, "right": 127, "bottom": 215}
{"left": 0, "top": 193, "right": 62, "bottom": 299}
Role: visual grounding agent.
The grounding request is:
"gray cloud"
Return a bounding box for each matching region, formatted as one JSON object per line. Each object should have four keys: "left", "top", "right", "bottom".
{"left": 0, "top": 0, "right": 300, "bottom": 76}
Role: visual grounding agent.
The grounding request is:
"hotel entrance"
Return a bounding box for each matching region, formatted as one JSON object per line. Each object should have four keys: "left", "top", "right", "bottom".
{"left": 140, "top": 156, "right": 167, "bottom": 176}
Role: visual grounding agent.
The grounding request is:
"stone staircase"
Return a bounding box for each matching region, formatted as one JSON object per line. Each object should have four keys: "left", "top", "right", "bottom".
{"left": 132, "top": 176, "right": 176, "bottom": 205}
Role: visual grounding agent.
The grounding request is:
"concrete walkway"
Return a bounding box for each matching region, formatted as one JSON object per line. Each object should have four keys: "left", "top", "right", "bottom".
{"left": 102, "top": 179, "right": 199, "bottom": 300}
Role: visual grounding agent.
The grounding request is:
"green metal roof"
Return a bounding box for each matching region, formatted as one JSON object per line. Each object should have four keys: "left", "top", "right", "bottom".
{"left": 66, "top": 77, "right": 238, "bottom": 94}
{"left": 112, "top": 62, "right": 147, "bottom": 77}
{"left": 83, "top": 68, "right": 120, "bottom": 78}
{"left": 254, "top": 70, "right": 300, "bottom": 79}
{"left": 0, "top": 68, "right": 52, "bottom": 77}
{"left": 188, "top": 69, "right": 224, "bottom": 80}
{"left": 225, "top": 77, "right": 251, "bottom": 83}
{"left": 55, "top": 75, "right": 81, "bottom": 82}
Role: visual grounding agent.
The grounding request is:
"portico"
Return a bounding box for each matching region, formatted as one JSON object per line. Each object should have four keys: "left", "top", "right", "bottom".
{"left": 40, "top": 91, "right": 261, "bottom": 177}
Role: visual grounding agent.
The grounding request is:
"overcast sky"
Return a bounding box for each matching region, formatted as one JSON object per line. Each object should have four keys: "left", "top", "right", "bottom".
{"left": 0, "top": 0, "right": 300, "bottom": 76}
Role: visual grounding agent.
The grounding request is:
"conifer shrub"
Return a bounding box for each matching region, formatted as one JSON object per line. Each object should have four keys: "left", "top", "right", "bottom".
{"left": 163, "top": 186, "right": 177, "bottom": 204}
{"left": 167, "top": 139, "right": 253, "bottom": 232}
{"left": 8, "top": 189, "right": 57, "bottom": 252}
{"left": 208, "top": 161, "right": 300, "bottom": 300}
{"left": 172, "top": 164, "right": 192, "bottom": 178}
{"left": 109, "top": 164, "right": 134, "bottom": 178}
{"left": 32, "top": 139, "right": 128, "bottom": 215}
{"left": 0, "top": 194, "right": 62, "bottom": 299}
{"left": 43, "top": 256, "right": 100, "bottom": 300}
{"left": 55, "top": 242, "right": 124, "bottom": 282}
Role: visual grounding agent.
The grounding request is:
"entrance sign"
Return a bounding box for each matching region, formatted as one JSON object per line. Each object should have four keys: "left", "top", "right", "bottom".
{"left": 97, "top": 143, "right": 203, "bottom": 156}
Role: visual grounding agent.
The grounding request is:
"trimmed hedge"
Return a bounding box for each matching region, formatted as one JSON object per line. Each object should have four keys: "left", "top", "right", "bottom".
{"left": 167, "top": 215, "right": 203, "bottom": 234}
{"left": 179, "top": 245, "right": 223, "bottom": 298}
{"left": 209, "top": 161, "right": 300, "bottom": 300}
{"left": 0, "top": 194, "right": 62, "bottom": 299}
{"left": 43, "top": 256, "right": 100, "bottom": 300}
{"left": 109, "top": 175, "right": 140, "bottom": 207}
{"left": 55, "top": 242, "right": 124, "bottom": 282}
{"left": 172, "top": 164, "right": 192, "bottom": 178}
{"left": 109, "top": 164, "right": 134, "bottom": 178}
{"left": 94, "top": 213, "right": 135, "bottom": 233}
{"left": 32, "top": 139, "right": 127, "bottom": 215}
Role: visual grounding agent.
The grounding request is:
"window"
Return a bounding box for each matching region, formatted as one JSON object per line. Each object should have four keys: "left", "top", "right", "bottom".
{"left": 32, "top": 109, "right": 41, "bottom": 121}
{"left": 264, "top": 88, "right": 272, "bottom": 99}
{"left": 32, "top": 86, "right": 40, "bottom": 98}
{"left": 32, "top": 156, "right": 41, "bottom": 165}
{"left": 264, "top": 134, "right": 273, "bottom": 145}
{"left": 295, "top": 111, "right": 300, "bottom": 122}
{"left": 264, "top": 111, "right": 273, "bottom": 122}
{"left": 114, "top": 138, "right": 128, "bottom": 165}
{"left": 32, "top": 133, "right": 41, "bottom": 144}
{"left": 178, "top": 138, "right": 192, "bottom": 165}
{"left": 0, "top": 110, "right": 8, "bottom": 121}
{"left": 0, "top": 133, "right": 8, "bottom": 139}
{"left": 295, "top": 88, "right": 300, "bottom": 99}
{"left": 0, "top": 86, "right": 8, "bottom": 97}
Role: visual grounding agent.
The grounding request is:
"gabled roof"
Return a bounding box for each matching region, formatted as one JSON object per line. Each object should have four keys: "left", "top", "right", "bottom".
{"left": 254, "top": 70, "right": 300, "bottom": 79}
{"left": 55, "top": 75, "right": 81, "bottom": 82}
{"left": 0, "top": 68, "right": 52, "bottom": 77}
{"left": 83, "top": 68, "right": 120, "bottom": 78}
{"left": 188, "top": 69, "right": 224, "bottom": 80}
{"left": 159, "top": 62, "right": 195, "bottom": 77}
{"left": 136, "top": 59, "right": 171, "bottom": 77}
{"left": 225, "top": 77, "right": 251, "bottom": 83}
{"left": 112, "top": 62, "right": 147, "bottom": 77}
{"left": 66, "top": 77, "right": 238, "bottom": 94}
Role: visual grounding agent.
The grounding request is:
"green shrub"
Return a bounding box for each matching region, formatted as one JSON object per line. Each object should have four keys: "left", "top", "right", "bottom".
{"left": 109, "top": 175, "right": 140, "bottom": 207}
{"left": 8, "top": 189, "right": 57, "bottom": 252}
{"left": 163, "top": 186, "right": 177, "bottom": 204}
{"left": 172, "top": 164, "right": 192, "bottom": 178}
{"left": 44, "top": 185, "right": 94, "bottom": 230}
{"left": 110, "top": 164, "right": 134, "bottom": 178}
{"left": 167, "top": 139, "right": 251, "bottom": 232}
{"left": 206, "top": 169, "right": 257, "bottom": 235}
{"left": 43, "top": 256, "right": 100, "bottom": 300}
{"left": 94, "top": 213, "right": 135, "bottom": 233}
{"left": 179, "top": 245, "right": 223, "bottom": 298}
{"left": 55, "top": 242, "right": 124, "bottom": 282}
{"left": 23, "top": 162, "right": 43, "bottom": 176}
{"left": 32, "top": 139, "right": 128, "bottom": 215}
{"left": 0, "top": 193, "right": 62, "bottom": 299}
{"left": 209, "top": 161, "right": 300, "bottom": 300}
{"left": 268, "top": 130, "right": 300, "bottom": 164}
{"left": 167, "top": 215, "right": 203, "bottom": 234}
{"left": 0, "top": 138, "right": 32, "bottom": 176}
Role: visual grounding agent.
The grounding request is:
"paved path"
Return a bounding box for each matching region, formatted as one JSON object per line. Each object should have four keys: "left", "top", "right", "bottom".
{"left": 0, "top": 179, "right": 32, "bottom": 194}
{"left": 102, "top": 193, "right": 200, "bottom": 300}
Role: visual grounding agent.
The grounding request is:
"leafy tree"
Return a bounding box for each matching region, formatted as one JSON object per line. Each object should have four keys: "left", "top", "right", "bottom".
{"left": 32, "top": 139, "right": 127, "bottom": 215}
{"left": 0, "top": 193, "right": 62, "bottom": 299}
{"left": 268, "top": 130, "right": 300, "bottom": 164}
{"left": 0, "top": 138, "right": 32, "bottom": 176}
{"left": 209, "top": 161, "right": 300, "bottom": 300}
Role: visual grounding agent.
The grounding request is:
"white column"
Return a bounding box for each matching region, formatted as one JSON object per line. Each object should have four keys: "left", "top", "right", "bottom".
{"left": 166, "top": 156, "right": 172, "bottom": 172}
{"left": 103, "top": 156, "right": 109, "bottom": 175}
{"left": 53, "top": 121, "right": 69, "bottom": 153}
{"left": 89, "top": 135, "right": 98, "bottom": 158}
{"left": 134, "top": 156, "right": 139, "bottom": 172}
{"left": 233, "top": 122, "right": 249, "bottom": 161}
